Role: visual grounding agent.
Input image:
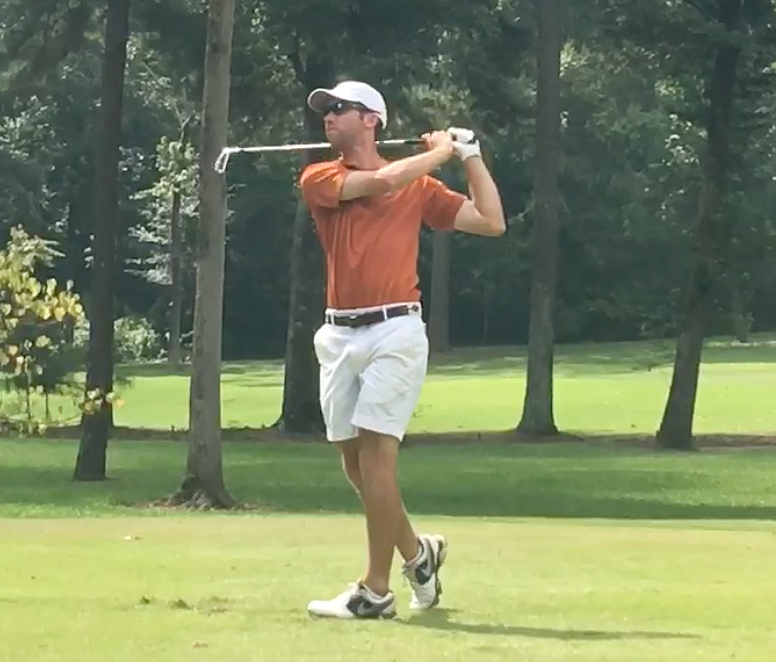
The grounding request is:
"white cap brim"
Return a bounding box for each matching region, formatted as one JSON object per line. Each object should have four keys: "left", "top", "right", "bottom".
{"left": 306, "top": 83, "right": 388, "bottom": 128}
{"left": 307, "top": 88, "right": 342, "bottom": 113}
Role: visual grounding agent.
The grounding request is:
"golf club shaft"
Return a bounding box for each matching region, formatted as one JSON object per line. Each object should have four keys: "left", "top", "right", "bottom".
{"left": 242, "top": 138, "right": 423, "bottom": 153}
{"left": 214, "top": 138, "right": 424, "bottom": 173}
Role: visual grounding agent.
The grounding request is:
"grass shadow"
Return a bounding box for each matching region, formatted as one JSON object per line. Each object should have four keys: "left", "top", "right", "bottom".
{"left": 116, "top": 360, "right": 283, "bottom": 380}
{"left": 401, "top": 608, "right": 701, "bottom": 640}
{"left": 3, "top": 441, "right": 776, "bottom": 520}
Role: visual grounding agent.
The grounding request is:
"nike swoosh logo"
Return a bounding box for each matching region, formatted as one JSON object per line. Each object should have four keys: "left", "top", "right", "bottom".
{"left": 348, "top": 594, "right": 389, "bottom": 617}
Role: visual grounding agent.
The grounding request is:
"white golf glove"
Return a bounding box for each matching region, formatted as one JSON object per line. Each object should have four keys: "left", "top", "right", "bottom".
{"left": 448, "top": 127, "right": 481, "bottom": 160}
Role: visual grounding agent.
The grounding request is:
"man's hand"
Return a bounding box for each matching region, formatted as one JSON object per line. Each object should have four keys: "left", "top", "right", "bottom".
{"left": 422, "top": 130, "right": 455, "bottom": 158}
{"left": 448, "top": 127, "right": 481, "bottom": 161}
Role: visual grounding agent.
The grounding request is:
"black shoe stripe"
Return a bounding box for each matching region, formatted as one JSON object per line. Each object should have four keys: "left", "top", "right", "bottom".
{"left": 346, "top": 592, "right": 393, "bottom": 619}
{"left": 413, "top": 538, "right": 443, "bottom": 586}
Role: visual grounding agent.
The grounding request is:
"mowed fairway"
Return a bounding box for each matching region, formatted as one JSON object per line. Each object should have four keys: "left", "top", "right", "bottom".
{"left": 3, "top": 440, "right": 776, "bottom": 661}
{"left": 2, "top": 336, "right": 776, "bottom": 662}
{"left": 101, "top": 334, "right": 776, "bottom": 434}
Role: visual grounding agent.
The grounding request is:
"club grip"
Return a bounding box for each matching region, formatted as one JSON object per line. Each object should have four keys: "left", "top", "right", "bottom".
{"left": 413, "top": 132, "right": 478, "bottom": 144}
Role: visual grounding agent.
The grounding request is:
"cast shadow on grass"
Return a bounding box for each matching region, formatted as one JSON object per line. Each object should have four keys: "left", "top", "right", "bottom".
{"left": 115, "top": 361, "right": 283, "bottom": 379}
{"left": 401, "top": 608, "right": 701, "bottom": 640}
{"left": 4, "top": 439, "right": 776, "bottom": 521}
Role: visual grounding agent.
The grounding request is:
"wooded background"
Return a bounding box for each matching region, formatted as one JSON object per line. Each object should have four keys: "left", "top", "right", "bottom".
{"left": 3, "top": 1, "right": 776, "bottom": 477}
{"left": 5, "top": 0, "right": 775, "bottom": 350}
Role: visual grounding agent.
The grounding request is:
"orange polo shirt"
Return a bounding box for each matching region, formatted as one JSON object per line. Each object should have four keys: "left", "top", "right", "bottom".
{"left": 299, "top": 159, "right": 466, "bottom": 310}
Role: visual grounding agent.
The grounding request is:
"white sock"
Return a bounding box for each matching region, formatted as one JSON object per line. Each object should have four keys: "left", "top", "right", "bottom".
{"left": 362, "top": 584, "right": 389, "bottom": 601}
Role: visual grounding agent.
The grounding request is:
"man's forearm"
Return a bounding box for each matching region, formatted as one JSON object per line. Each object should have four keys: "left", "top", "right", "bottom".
{"left": 464, "top": 157, "right": 506, "bottom": 229}
{"left": 375, "top": 146, "right": 452, "bottom": 191}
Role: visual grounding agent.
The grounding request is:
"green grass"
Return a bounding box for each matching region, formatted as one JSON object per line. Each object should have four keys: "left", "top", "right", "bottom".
{"left": 93, "top": 333, "right": 773, "bottom": 435}
{"left": 20, "top": 333, "right": 776, "bottom": 435}
{"left": 3, "top": 515, "right": 776, "bottom": 662}
{"left": 3, "top": 439, "right": 776, "bottom": 520}
{"left": 2, "top": 440, "right": 776, "bottom": 661}
{"left": 3, "top": 334, "right": 776, "bottom": 661}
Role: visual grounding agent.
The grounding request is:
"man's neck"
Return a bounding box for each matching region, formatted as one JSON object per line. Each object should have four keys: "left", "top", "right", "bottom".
{"left": 340, "top": 139, "right": 385, "bottom": 171}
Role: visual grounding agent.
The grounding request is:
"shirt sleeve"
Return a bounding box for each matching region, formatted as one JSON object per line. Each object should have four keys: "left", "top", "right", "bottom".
{"left": 421, "top": 175, "right": 467, "bottom": 231}
{"left": 299, "top": 161, "right": 347, "bottom": 211}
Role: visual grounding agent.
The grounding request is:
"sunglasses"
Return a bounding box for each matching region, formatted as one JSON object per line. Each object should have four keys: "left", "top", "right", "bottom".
{"left": 319, "top": 100, "right": 371, "bottom": 116}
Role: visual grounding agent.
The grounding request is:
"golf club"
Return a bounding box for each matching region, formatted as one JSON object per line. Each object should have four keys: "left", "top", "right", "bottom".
{"left": 214, "top": 137, "right": 425, "bottom": 173}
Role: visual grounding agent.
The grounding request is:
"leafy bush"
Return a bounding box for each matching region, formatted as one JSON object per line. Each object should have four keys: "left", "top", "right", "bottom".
{"left": 0, "top": 226, "right": 118, "bottom": 434}
{"left": 73, "top": 315, "right": 162, "bottom": 363}
{"left": 114, "top": 316, "right": 161, "bottom": 363}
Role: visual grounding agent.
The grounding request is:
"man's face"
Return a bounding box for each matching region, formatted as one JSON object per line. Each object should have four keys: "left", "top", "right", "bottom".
{"left": 321, "top": 100, "right": 379, "bottom": 149}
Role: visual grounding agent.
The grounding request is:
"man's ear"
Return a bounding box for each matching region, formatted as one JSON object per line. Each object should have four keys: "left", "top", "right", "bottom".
{"left": 363, "top": 112, "right": 381, "bottom": 132}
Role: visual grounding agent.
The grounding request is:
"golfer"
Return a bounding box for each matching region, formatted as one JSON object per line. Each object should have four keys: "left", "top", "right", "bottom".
{"left": 300, "top": 80, "right": 506, "bottom": 619}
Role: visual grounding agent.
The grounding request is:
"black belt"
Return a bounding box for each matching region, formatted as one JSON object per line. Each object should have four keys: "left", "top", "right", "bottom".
{"left": 325, "top": 303, "right": 420, "bottom": 328}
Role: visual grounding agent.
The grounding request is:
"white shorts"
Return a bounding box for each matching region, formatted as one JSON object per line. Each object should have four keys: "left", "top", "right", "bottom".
{"left": 312, "top": 304, "right": 429, "bottom": 442}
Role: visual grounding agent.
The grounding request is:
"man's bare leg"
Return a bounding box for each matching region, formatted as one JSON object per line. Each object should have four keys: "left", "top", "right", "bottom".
{"left": 338, "top": 438, "right": 364, "bottom": 501}
{"left": 356, "top": 430, "right": 421, "bottom": 595}
{"left": 339, "top": 435, "right": 419, "bottom": 562}
{"left": 339, "top": 436, "right": 421, "bottom": 589}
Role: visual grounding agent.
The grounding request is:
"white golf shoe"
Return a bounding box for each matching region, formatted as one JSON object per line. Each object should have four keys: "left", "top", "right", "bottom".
{"left": 307, "top": 582, "right": 397, "bottom": 619}
{"left": 402, "top": 533, "right": 447, "bottom": 610}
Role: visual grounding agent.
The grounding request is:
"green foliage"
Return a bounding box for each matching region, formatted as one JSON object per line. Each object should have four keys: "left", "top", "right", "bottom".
{"left": 113, "top": 316, "right": 162, "bottom": 363}
{"left": 130, "top": 133, "right": 198, "bottom": 286}
{"left": 73, "top": 315, "right": 162, "bottom": 363}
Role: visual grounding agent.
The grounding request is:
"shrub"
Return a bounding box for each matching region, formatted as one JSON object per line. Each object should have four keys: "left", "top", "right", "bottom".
{"left": 0, "top": 226, "right": 117, "bottom": 434}
{"left": 73, "top": 315, "right": 162, "bottom": 364}
{"left": 114, "top": 315, "right": 161, "bottom": 363}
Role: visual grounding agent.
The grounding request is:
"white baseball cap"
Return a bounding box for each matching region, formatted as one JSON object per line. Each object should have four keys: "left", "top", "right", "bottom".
{"left": 307, "top": 80, "right": 388, "bottom": 128}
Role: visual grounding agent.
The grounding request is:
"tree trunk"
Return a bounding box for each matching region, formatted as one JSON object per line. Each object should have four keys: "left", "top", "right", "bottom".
{"left": 428, "top": 229, "right": 452, "bottom": 354}
{"left": 482, "top": 286, "right": 491, "bottom": 345}
{"left": 730, "top": 280, "right": 751, "bottom": 343}
{"left": 168, "top": 117, "right": 193, "bottom": 370}
{"left": 656, "top": 0, "right": 741, "bottom": 451}
{"left": 273, "top": 53, "right": 334, "bottom": 435}
{"left": 169, "top": 0, "right": 236, "bottom": 507}
{"left": 63, "top": 198, "right": 79, "bottom": 345}
{"left": 168, "top": 186, "right": 184, "bottom": 368}
{"left": 73, "top": 0, "right": 130, "bottom": 482}
{"left": 516, "top": 0, "right": 562, "bottom": 437}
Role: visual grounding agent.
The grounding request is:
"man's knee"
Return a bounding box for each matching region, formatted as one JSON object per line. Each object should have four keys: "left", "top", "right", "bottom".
{"left": 357, "top": 430, "right": 400, "bottom": 478}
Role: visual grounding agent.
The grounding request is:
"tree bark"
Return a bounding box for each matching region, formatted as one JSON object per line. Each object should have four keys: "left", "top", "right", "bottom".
{"left": 73, "top": 0, "right": 130, "bottom": 481}
{"left": 482, "top": 286, "right": 492, "bottom": 345}
{"left": 428, "top": 230, "right": 452, "bottom": 354}
{"left": 171, "top": 0, "right": 236, "bottom": 507}
{"left": 273, "top": 52, "right": 334, "bottom": 435}
{"left": 730, "top": 279, "right": 751, "bottom": 343}
{"left": 168, "top": 187, "right": 184, "bottom": 367}
{"left": 168, "top": 117, "right": 193, "bottom": 369}
{"left": 656, "top": 0, "right": 742, "bottom": 451}
{"left": 516, "top": 0, "right": 562, "bottom": 437}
